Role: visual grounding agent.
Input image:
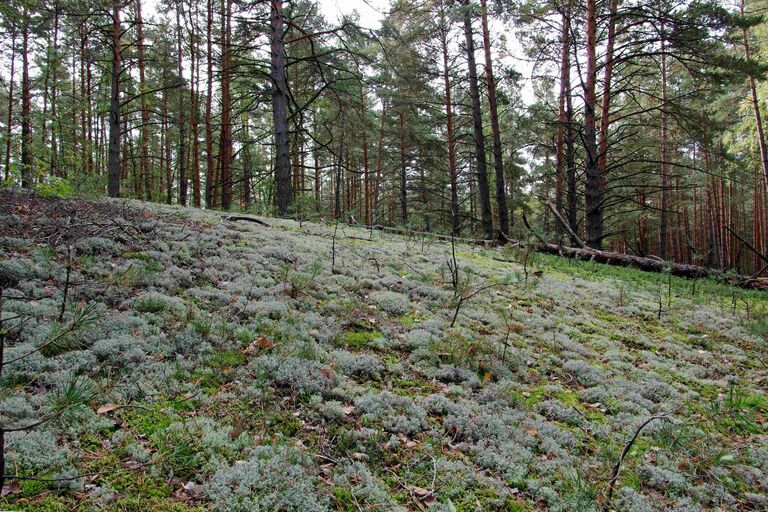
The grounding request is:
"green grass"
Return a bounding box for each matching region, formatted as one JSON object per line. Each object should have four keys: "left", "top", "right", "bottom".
{"left": 706, "top": 385, "right": 768, "bottom": 435}
{"left": 536, "top": 252, "right": 768, "bottom": 311}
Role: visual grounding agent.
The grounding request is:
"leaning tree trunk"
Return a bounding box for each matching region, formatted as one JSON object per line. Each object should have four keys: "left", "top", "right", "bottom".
{"left": 462, "top": 0, "right": 493, "bottom": 240}
{"left": 271, "top": 0, "right": 291, "bottom": 216}
{"left": 741, "top": 0, "right": 768, "bottom": 205}
{"left": 107, "top": 0, "right": 122, "bottom": 198}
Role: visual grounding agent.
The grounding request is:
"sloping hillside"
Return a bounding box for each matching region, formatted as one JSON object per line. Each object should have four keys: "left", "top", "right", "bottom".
{"left": 1, "top": 193, "right": 767, "bottom": 512}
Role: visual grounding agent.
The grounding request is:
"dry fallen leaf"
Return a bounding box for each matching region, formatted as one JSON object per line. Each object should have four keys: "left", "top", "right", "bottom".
{"left": 407, "top": 485, "right": 431, "bottom": 497}
{"left": 342, "top": 405, "right": 355, "bottom": 415}
{"left": 1, "top": 482, "right": 21, "bottom": 497}
{"left": 97, "top": 403, "right": 120, "bottom": 415}
{"left": 242, "top": 335, "right": 273, "bottom": 355}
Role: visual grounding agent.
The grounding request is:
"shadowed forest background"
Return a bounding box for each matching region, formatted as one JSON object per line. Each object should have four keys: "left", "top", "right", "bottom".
{"left": 1, "top": 0, "right": 768, "bottom": 270}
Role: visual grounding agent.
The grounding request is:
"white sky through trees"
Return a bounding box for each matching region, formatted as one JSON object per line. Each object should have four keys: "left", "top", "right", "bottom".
{"left": 141, "top": 0, "right": 536, "bottom": 104}
{"left": 319, "top": 0, "right": 388, "bottom": 29}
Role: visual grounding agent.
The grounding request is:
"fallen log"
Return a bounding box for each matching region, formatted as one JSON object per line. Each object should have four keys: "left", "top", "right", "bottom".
{"left": 352, "top": 218, "right": 767, "bottom": 290}
{"left": 363, "top": 224, "right": 498, "bottom": 246}
{"left": 222, "top": 215, "right": 270, "bottom": 227}
{"left": 535, "top": 243, "right": 709, "bottom": 277}
{"left": 534, "top": 242, "right": 768, "bottom": 290}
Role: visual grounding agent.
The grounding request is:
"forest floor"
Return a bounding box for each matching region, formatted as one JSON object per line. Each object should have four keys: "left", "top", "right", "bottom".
{"left": 1, "top": 192, "right": 767, "bottom": 512}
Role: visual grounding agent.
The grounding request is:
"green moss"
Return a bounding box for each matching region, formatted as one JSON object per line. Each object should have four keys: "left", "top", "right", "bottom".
{"left": 74, "top": 447, "right": 175, "bottom": 500}
{"left": 122, "top": 405, "right": 179, "bottom": 437}
{"left": 554, "top": 390, "right": 580, "bottom": 406}
{"left": 339, "top": 330, "right": 383, "bottom": 349}
{"left": 391, "top": 377, "right": 433, "bottom": 396}
{"left": 400, "top": 312, "right": 430, "bottom": 326}
{"left": 511, "top": 385, "right": 553, "bottom": 408}
{"left": 592, "top": 310, "right": 623, "bottom": 324}
{"left": 194, "top": 349, "right": 246, "bottom": 392}
{"left": 265, "top": 409, "right": 302, "bottom": 437}
{"left": 122, "top": 251, "right": 152, "bottom": 261}
{"left": 0, "top": 496, "right": 69, "bottom": 512}
{"left": 134, "top": 296, "right": 173, "bottom": 314}
{"left": 210, "top": 349, "right": 247, "bottom": 368}
{"left": 107, "top": 497, "right": 206, "bottom": 512}
{"left": 18, "top": 479, "right": 53, "bottom": 497}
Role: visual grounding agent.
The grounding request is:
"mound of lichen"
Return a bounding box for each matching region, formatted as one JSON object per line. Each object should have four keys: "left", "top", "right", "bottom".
{"left": 1, "top": 192, "right": 767, "bottom": 511}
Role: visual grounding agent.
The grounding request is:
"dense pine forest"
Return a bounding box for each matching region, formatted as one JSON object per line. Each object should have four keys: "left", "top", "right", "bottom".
{"left": 1, "top": 0, "right": 768, "bottom": 511}
{"left": 2, "top": 0, "right": 768, "bottom": 272}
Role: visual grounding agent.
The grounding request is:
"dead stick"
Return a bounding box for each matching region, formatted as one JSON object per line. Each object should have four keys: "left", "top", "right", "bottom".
{"left": 605, "top": 411, "right": 676, "bottom": 507}
{"left": 545, "top": 199, "right": 587, "bottom": 248}
{"left": 725, "top": 224, "right": 768, "bottom": 265}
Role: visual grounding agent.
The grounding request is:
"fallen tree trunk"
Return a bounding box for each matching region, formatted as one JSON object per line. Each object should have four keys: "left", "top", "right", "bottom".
{"left": 354, "top": 219, "right": 767, "bottom": 290}
{"left": 365, "top": 224, "right": 498, "bottom": 246}
{"left": 222, "top": 215, "right": 270, "bottom": 227}
{"left": 535, "top": 242, "right": 768, "bottom": 290}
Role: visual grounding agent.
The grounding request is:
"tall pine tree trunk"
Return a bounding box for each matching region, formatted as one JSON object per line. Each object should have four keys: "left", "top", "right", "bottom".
{"left": 463, "top": 0, "right": 493, "bottom": 239}
{"left": 439, "top": 17, "right": 459, "bottom": 235}
{"left": 20, "top": 8, "right": 32, "bottom": 188}
{"left": 205, "top": 0, "right": 215, "bottom": 207}
{"left": 271, "top": 0, "right": 291, "bottom": 216}
{"left": 364, "top": 132, "right": 370, "bottom": 225}
{"left": 555, "top": 0, "right": 571, "bottom": 229}
{"left": 190, "top": 8, "right": 201, "bottom": 208}
{"left": 583, "top": 0, "right": 602, "bottom": 248}
{"left": 219, "top": 0, "right": 233, "bottom": 209}
{"left": 374, "top": 105, "right": 385, "bottom": 222}
{"left": 659, "top": 12, "right": 669, "bottom": 259}
{"left": 136, "top": 0, "right": 151, "bottom": 200}
{"left": 597, "top": 0, "right": 617, "bottom": 185}
{"left": 4, "top": 28, "right": 16, "bottom": 182}
{"left": 50, "top": 7, "right": 59, "bottom": 177}
{"left": 176, "top": 0, "right": 188, "bottom": 205}
{"left": 480, "top": 0, "right": 508, "bottom": 236}
{"left": 399, "top": 112, "right": 408, "bottom": 224}
{"left": 107, "top": 0, "right": 122, "bottom": 197}
{"left": 741, "top": 0, "right": 768, "bottom": 202}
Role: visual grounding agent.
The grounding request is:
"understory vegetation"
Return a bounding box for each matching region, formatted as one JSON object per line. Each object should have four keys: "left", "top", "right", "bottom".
{"left": 1, "top": 192, "right": 767, "bottom": 511}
